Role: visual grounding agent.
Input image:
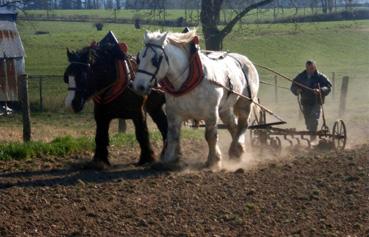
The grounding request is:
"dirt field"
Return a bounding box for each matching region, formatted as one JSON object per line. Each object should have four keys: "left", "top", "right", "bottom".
{"left": 0, "top": 138, "right": 368, "bottom": 237}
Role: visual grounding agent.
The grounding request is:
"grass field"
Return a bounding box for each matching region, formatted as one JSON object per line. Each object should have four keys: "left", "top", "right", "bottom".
{"left": 19, "top": 7, "right": 369, "bottom": 24}
{"left": 1, "top": 18, "right": 368, "bottom": 147}
{"left": 17, "top": 8, "right": 327, "bottom": 23}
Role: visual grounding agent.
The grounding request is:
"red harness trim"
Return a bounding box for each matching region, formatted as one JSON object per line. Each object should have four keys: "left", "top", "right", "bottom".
{"left": 93, "top": 60, "right": 129, "bottom": 105}
{"left": 159, "top": 39, "right": 204, "bottom": 97}
{"left": 93, "top": 43, "right": 131, "bottom": 105}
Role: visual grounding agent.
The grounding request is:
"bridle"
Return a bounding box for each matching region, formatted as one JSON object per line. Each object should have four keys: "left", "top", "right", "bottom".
{"left": 66, "top": 61, "right": 91, "bottom": 95}
{"left": 136, "top": 43, "right": 169, "bottom": 86}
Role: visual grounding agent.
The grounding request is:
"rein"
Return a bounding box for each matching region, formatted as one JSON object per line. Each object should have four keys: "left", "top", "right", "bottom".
{"left": 255, "top": 64, "right": 315, "bottom": 92}
{"left": 209, "top": 79, "right": 285, "bottom": 123}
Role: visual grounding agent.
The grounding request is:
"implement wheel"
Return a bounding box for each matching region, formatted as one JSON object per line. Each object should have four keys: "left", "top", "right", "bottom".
{"left": 332, "top": 120, "right": 347, "bottom": 151}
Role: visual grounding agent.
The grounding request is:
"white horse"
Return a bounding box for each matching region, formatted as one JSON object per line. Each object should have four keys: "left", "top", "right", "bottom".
{"left": 131, "top": 30, "right": 259, "bottom": 168}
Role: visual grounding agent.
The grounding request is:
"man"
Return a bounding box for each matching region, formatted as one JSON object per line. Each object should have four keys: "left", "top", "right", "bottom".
{"left": 291, "top": 60, "right": 332, "bottom": 141}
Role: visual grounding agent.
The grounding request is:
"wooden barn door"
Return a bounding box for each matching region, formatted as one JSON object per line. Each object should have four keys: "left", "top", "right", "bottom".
{"left": 0, "top": 58, "right": 18, "bottom": 101}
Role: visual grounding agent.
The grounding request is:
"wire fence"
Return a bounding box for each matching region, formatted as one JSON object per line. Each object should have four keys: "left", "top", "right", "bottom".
{"left": 24, "top": 72, "right": 357, "bottom": 117}
{"left": 28, "top": 75, "right": 94, "bottom": 113}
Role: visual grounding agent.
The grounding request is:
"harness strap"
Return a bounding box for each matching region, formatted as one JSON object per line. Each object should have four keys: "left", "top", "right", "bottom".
{"left": 93, "top": 60, "right": 129, "bottom": 105}
{"left": 209, "top": 79, "right": 285, "bottom": 123}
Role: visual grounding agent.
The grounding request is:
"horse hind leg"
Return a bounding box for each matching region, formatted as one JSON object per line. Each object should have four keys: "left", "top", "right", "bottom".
{"left": 229, "top": 100, "right": 252, "bottom": 159}
{"left": 219, "top": 110, "right": 240, "bottom": 158}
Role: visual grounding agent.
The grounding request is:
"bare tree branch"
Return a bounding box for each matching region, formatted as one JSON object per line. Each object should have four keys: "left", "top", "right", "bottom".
{"left": 220, "top": 0, "right": 274, "bottom": 37}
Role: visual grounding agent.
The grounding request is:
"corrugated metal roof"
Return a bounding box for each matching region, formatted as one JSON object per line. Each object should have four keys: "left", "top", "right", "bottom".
{"left": 0, "top": 21, "right": 25, "bottom": 58}
{"left": 0, "top": 6, "right": 16, "bottom": 15}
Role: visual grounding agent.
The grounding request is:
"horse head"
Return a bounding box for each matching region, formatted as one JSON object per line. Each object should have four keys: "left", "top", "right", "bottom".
{"left": 132, "top": 29, "right": 197, "bottom": 96}
{"left": 131, "top": 31, "right": 171, "bottom": 95}
{"left": 64, "top": 42, "right": 126, "bottom": 112}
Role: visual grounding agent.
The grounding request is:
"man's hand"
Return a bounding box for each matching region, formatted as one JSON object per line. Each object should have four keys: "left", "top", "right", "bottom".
{"left": 313, "top": 89, "right": 321, "bottom": 95}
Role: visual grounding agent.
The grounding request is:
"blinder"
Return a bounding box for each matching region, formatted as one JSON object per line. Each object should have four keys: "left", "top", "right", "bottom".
{"left": 65, "top": 61, "right": 92, "bottom": 97}
{"left": 136, "top": 43, "right": 169, "bottom": 86}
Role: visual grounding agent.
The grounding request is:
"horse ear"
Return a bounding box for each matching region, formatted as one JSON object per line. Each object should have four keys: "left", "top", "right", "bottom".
{"left": 67, "top": 48, "right": 72, "bottom": 59}
{"left": 159, "top": 32, "right": 168, "bottom": 45}
{"left": 144, "top": 30, "right": 149, "bottom": 43}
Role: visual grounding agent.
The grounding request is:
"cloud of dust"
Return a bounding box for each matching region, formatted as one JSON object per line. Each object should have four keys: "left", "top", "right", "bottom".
{"left": 215, "top": 130, "right": 294, "bottom": 172}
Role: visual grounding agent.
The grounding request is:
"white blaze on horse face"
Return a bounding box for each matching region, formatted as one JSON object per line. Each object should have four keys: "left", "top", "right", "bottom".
{"left": 65, "top": 76, "right": 76, "bottom": 109}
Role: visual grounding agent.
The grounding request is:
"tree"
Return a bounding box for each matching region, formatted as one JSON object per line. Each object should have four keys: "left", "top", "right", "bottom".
{"left": 115, "top": 0, "right": 121, "bottom": 9}
{"left": 200, "top": 0, "right": 275, "bottom": 50}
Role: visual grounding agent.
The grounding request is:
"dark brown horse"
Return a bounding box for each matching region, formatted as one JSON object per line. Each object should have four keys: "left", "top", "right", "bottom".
{"left": 63, "top": 41, "right": 167, "bottom": 169}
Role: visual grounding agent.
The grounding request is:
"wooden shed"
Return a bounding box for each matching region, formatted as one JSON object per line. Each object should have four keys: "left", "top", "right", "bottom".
{"left": 0, "top": 5, "right": 25, "bottom": 102}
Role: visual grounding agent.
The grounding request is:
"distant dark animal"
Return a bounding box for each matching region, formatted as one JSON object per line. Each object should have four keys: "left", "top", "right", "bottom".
{"left": 63, "top": 43, "right": 167, "bottom": 169}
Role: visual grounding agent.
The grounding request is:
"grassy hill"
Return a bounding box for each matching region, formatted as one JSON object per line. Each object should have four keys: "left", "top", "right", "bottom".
{"left": 18, "top": 19, "right": 369, "bottom": 77}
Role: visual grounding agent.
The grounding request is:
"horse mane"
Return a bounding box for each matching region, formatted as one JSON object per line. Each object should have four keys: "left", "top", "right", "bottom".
{"left": 167, "top": 29, "right": 197, "bottom": 45}
{"left": 144, "top": 29, "right": 198, "bottom": 47}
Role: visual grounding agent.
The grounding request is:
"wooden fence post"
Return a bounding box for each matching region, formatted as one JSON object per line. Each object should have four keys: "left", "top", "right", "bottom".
{"left": 39, "top": 76, "right": 43, "bottom": 112}
{"left": 118, "top": 119, "right": 126, "bottom": 133}
{"left": 274, "top": 75, "right": 278, "bottom": 103}
{"left": 2, "top": 58, "right": 9, "bottom": 115}
{"left": 19, "top": 74, "right": 31, "bottom": 142}
{"left": 331, "top": 72, "right": 336, "bottom": 100}
{"left": 339, "top": 76, "right": 349, "bottom": 117}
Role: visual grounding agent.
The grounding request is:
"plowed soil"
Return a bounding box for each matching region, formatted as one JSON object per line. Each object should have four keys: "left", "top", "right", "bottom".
{"left": 0, "top": 140, "right": 368, "bottom": 237}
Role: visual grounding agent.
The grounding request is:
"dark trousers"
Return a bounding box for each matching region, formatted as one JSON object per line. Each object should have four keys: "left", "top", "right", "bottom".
{"left": 302, "top": 103, "right": 321, "bottom": 133}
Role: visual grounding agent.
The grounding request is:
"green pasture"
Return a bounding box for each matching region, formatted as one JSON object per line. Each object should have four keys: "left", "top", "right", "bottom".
{"left": 18, "top": 19, "right": 369, "bottom": 76}
{"left": 19, "top": 7, "right": 369, "bottom": 24}
{"left": 16, "top": 8, "right": 323, "bottom": 23}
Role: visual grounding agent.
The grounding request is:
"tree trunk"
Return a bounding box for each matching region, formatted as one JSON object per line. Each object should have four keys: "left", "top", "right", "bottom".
{"left": 200, "top": 0, "right": 274, "bottom": 51}
{"left": 321, "top": 0, "right": 328, "bottom": 14}
{"left": 204, "top": 29, "right": 223, "bottom": 51}
{"left": 200, "top": 0, "right": 223, "bottom": 50}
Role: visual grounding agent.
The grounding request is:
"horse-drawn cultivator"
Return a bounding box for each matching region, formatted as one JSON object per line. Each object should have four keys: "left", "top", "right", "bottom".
{"left": 245, "top": 65, "right": 347, "bottom": 152}
{"left": 248, "top": 107, "right": 347, "bottom": 152}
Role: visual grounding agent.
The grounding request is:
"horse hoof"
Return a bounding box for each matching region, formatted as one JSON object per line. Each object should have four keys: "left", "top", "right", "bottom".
{"left": 151, "top": 161, "right": 185, "bottom": 172}
{"left": 83, "top": 159, "right": 111, "bottom": 171}
{"left": 229, "top": 142, "right": 244, "bottom": 159}
{"left": 205, "top": 160, "right": 221, "bottom": 170}
{"left": 136, "top": 157, "right": 156, "bottom": 167}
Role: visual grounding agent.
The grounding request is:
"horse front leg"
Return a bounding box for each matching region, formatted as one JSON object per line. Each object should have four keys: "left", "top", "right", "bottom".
{"left": 205, "top": 115, "right": 222, "bottom": 169}
{"left": 148, "top": 108, "right": 168, "bottom": 157}
{"left": 161, "top": 112, "right": 182, "bottom": 164}
{"left": 92, "top": 116, "right": 112, "bottom": 170}
{"left": 145, "top": 91, "right": 168, "bottom": 156}
{"left": 132, "top": 111, "right": 155, "bottom": 166}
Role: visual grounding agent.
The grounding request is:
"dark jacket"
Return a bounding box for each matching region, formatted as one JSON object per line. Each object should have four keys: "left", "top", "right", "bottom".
{"left": 290, "top": 70, "right": 332, "bottom": 105}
